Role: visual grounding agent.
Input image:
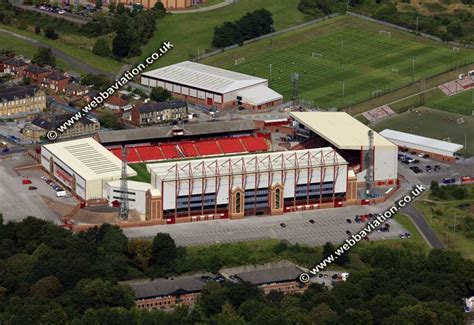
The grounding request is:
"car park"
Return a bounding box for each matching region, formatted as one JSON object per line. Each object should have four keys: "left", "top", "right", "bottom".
{"left": 418, "top": 152, "right": 425, "bottom": 158}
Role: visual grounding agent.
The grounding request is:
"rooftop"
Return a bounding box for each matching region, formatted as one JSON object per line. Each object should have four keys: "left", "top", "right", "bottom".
{"left": 380, "top": 129, "right": 463, "bottom": 154}
{"left": 106, "top": 96, "right": 130, "bottom": 107}
{"left": 136, "top": 100, "right": 187, "bottom": 114}
{"left": 237, "top": 84, "right": 283, "bottom": 106}
{"left": 42, "top": 138, "right": 136, "bottom": 181}
{"left": 32, "top": 113, "right": 96, "bottom": 129}
{"left": 96, "top": 119, "right": 256, "bottom": 144}
{"left": 291, "top": 112, "right": 395, "bottom": 150}
{"left": 107, "top": 180, "right": 155, "bottom": 192}
{"left": 142, "top": 61, "right": 268, "bottom": 94}
{"left": 46, "top": 71, "right": 68, "bottom": 81}
{"left": 24, "top": 64, "right": 50, "bottom": 74}
{"left": 4, "top": 57, "right": 28, "bottom": 67}
{"left": 235, "top": 266, "right": 303, "bottom": 285}
{"left": 0, "top": 85, "right": 40, "bottom": 102}
{"left": 125, "top": 276, "right": 206, "bottom": 299}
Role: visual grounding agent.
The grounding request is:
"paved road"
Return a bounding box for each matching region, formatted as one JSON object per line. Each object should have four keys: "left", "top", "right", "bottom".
{"left": 0, "top": 29, "right": 113, "bottom": 77}
{"left": 402, "top": 205, "right": 444, "bottom": 249}
{"left": 169, "top": 0, "right": 232, "bottom": 14}
{"left": 14, "top": 4, "right": 91, "bottom": 25}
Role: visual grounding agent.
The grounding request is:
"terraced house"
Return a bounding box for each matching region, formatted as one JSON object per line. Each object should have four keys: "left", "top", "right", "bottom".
{"left": 131, "top": 100, "right": 188, "bottom": 126}
{"left": 0, "top": 85, "right": 46, "bottom": 120}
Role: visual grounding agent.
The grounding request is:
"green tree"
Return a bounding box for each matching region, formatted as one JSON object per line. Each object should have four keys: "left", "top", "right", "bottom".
{"left": 81, "top": 73, "right": 111, "bottom": 91}
{"left": 35, "top": 26, "right": 41, "bottom": 35}
{"left": 30, "top": 276, "right": 61, "bottom": 298}
{"left": 212, "top": 304, "right": 246, "bottom": 325}
{"left": 44, "top": 27, "right": 58, "bottom": 40}
{"left": 92, "top": 38, "right": 111, "bottom": 57}
{"left": 150, "top": 87, "right": 172, "bottom": 102}
{"left": 311, "top": 303, "right": 338, "bottom": 324}
{"left": 447, "top": 21, "right": 463, "bottom": 37}
{"left": 98, "top": 110, "right": 122, "bottom": 130}
{"left": 112, "top": 32, "right": 130, "bottom": 58}
{"left": 33, "top": 47, "right": 56, "bottom": 67}
{"left": 150, "top": 233, "right": 178, "bottom": 271}
{"left": 108, "top": 2, "right": 116, "bottom": 13}
{"left": 96, "top": 0, "right": 102, "bottom": 9}
{"left": 322, "top": 242, "right": 335, "bottom": 260}
{"left": 39, "top": 308, "right": 68, "bottom": 325}
{"left": 152, "top": 1, "right": 166, "bottom": 16}
{"left": 128, "top": 239, "right": 152, "bottom": 271}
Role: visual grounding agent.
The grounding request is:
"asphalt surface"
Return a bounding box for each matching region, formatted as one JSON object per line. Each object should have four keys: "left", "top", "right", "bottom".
{"left": 402, "top": 205, "right": 444, "bottom": 249}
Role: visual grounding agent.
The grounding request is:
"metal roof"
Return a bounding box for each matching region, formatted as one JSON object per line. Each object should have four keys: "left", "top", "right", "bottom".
{"left": 107, "top": 180, "right": 155, "bottom": 192}
{"left": 136, "top": 100, "right": 186, "bottom": 114}
{"left": 291, "top": 112, "right": 396, "bottom": 150}
{"left": 148, "top": 147, "right": 347, "bottom": 182}
{"left": 126, "top": 276, "right": 206, "bottom": 299}
{"left": 380, "top": 129, "right": 463, "bottom": 154}
{"left": 142, "top": 61, "right": 268, "bottom": 94}
{"left": 96, "top": 120, "right": 256, "bottom": 144}
{"left": 236, "top": 266, "right": 303, "bottom": 285}
{"left": 237, "top": 84, "right": 283, "bottom": 106}
{"left": 42, "top": 137, "right": 136, "bottom": 181}
{"left": 0, "top": 85, "right": 39, "bottom": 102}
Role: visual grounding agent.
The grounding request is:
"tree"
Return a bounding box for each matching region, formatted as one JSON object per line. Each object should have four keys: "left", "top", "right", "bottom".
{"left": 108, "top": 1, "right": 116, "bottom": 13}
{"left": 150, "top": 233, "right": 178, "bottom": 269}
{"left": 212, "top": 21, "right": 242, "bottom": 48}
{"left": 44, "top": 27, "right": 58, "bottom": 40}
{"left": 30, "top": 276, "right": 61, "bottom": 298}
{"left": 150, "top": 87, "right": 172, "bottom": 102}
{"left": 39, "top": 308, "right": 68, "bottom": 325}
{"left": 152, "top": 1, "right": 166, "bottom": 16}
{"left": 92, "top": 38, "right": 111, "bottom": 57}
{"left": 322, "top": 242, "right": 335, "bottom": 260}
{"left": 35, "top": 26, "right": 41, "bottom": 35}
{"left": 96, "top": 0, "right": 102, "bottom": 9}
{"left": 447, "top": 21, "right": 463, "bottom": 37}
{"left": 98, "top": 110, "right": 122, "bottom": 130}
{"left": 33, "top": 47, "right": 56, "bottom": 67}
{"left": 128, "top": 239, "right": 152, "bottom": 271}
{"left": 211, "top": 304, "right": 246, "bottom": 325}
{"left": 112, "top": 32, "right": 130, "bottom": 58}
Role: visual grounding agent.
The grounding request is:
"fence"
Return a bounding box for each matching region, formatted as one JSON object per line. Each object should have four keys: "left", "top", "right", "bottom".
{"left": 195, "top": 13, "right": 340, "bottom": 62}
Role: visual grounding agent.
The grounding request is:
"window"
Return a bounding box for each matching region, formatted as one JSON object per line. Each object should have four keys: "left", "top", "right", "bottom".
{"left": 235, "top": 192, "right": 241, "bottom": 213}
{"left": 275, "top": 188, "right": 281, "bottom": 209}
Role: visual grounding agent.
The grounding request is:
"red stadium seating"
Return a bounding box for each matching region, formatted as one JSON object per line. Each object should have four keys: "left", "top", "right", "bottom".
{"left": 240, "top": 136, "right": 268, "bottom": 152}
{"left": 218, "top": 138, "right": 246, "bottom": 154}
{"left": 161, "top": 144, "right": 180, "bottom": 159}
{"left": 180, "top": 142, "right": 199, "bottom": 157}
{"left": 195, "top": 140, "right": 222, "bottom": 156}
{"left": 136, "top": 146, "right": 164, "bottom": 161}
{"left": 110, "top": 147, "right": 141, "bottom": 162}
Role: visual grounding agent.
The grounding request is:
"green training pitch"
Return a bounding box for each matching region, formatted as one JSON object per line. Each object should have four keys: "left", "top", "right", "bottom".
{"left": 427, "top": 89, "right": 474, "bottom": 116}
{"left": 372, "top": 107, "right": 474, "bottom": 157}
{"left": 203, "top": 16, "right": 474, "bottom": 110}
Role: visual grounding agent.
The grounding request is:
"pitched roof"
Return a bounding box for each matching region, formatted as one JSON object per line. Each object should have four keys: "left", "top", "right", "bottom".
{"left": 235, "top": 266, "right": 303, "bottom": 285}
{"left": 136, "top": 100, "right": 186, "bottom": 113}
{"left": 96, "top": 119, "right": 256, "bottom": 144}
{"left": 126, "top": 277, "right": 206, "bottom": 299}
{"left": 46, "top": 71, "right": 68, "bottom": 81}
{"left": 0, "top": 85, "right": 39, "bottom": 102}
{"left": 105, "top": 96, "right": 129, "bottom": 107}
{"left": 25, "top": 64, "right": 50, "bottom": 74}
{"left": 65, "top": 83, "right": 88, "bottom": 92}
{"left": 32, "top": 113, "right": 95, "bottom": 129}
{"left": 3, "top": 58, "right": 28, "bottom": 67}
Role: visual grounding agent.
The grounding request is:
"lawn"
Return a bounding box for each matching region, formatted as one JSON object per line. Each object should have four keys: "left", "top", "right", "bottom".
{"left": 372, "top": 107, "right": 474, "bottom": 157}
{"left": 427, "top": 88, "right": 474, "bottom": 116}
{"left": 136, "top": 0, "right": 306, "bottom": 69}
{"left": 128, "top": 163, "right": 151, "bottom": 183}
{"left": 416, "top": 186, "right": 474, "bottom": 260}
{"left": 202, "top": 15, "right": 474, "bottom": 109}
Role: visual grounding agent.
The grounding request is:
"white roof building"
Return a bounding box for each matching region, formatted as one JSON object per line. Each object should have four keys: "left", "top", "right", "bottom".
{"left": 380, "top": 129, "right": 463, "bottom": 157}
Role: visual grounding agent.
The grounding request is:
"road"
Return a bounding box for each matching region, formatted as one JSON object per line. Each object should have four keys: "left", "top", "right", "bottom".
{"left": 0, "top": 28, "right": 113, "bottom": 77}
{"left": 169, "top": 0, "right": 232, "bottom": 14}
{"left": 11, "top": 0, "right": 91, "bottom": 25}
{"left": 402, "top": 205, "right": 444, "bottom": 249}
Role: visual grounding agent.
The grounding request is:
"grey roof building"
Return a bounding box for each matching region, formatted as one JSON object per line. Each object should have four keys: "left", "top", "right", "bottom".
{"left": 0, "top": 85, "right": 39, "bottom": 102}
{"left": 235, "top": 266, "right": 303, "bottom": 285}
{"left": 136, "top": 100, "right": 187, "bottom": 114}
{"left": 127, "top": 276, "right": 207, "bottom": 300}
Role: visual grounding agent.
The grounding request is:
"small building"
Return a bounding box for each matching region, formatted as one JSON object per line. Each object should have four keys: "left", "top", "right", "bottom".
{"left": 64, "top": 83, "right": 89, "bottom": 97}
{"left": 380, "top": 129, "right": 463, "bottom": 162}
{"left": 31, "top": 113, "right": 100, "bottom": 140}
{"left": 90, "top": 0, "right": 207, "bottom": 10}
{"left": 0, "top": 85, "right": 46, "bottom": 120}
{"left": 131, "top": 100, "right": 188, "bottom": 126}
{"left": 234, "top": 266, "right": 309, "bottom": 295}
{"left": 104, "top": 180, "right": 155, "bottom": 214}
{"left": 2, "top": 57, "right": 28, "bottom": 78}
{"left": 43, "top": 71, "right": 69, "bottom": 92}
{"left": 141, "top": 61, "right": 283, "bottom": 109}
{"left": 84, "top": 90, "right": 99, "bottom": 102}
{"left": 24, "top": 64, "right": 51, "bottom": 84}
{"left": 125, "top": 276, "right": 207, "bottom": 310}
{"left": 40, "top": 137, "right": 137, "bottom": 200}
{"left": 104, "top": 96, "right": 132, "bottom": 111}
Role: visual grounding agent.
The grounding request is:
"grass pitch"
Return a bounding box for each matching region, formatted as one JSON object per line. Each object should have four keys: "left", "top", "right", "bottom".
{"left": 203, "top": 16, "right": 474, "bottom": 109}
{"left": 427, "top": 89, "right": 474, "bottom": 116}
{"left": 372, "top": 107, "right": 474, "bottom": 157}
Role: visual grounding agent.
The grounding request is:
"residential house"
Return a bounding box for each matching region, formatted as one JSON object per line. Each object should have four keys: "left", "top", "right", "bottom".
{"left": 64, "top": 83, "right": 89, "bottom": 97}
{"left": 131, "top": 100, "right": 187, "bottom": 126}
{"left": 30, "top": 113, "right": 100, "bottom": 140}
{"left": 2, "top": 58, "right": 29, "bottom": 78}
{"left": 84, "top": 90, "right": 99, "bottom": 102}
{"left": 0, "top": 85, "right": 46, "bottom": 120}
{"left": 43, "top": 71, "right": 69, "bottom": 92}
{"left": 104, "top": 96, "right": 132, "bottom": 111}
{"left": 24, "top": 64, "right": 51, "bottom": 84}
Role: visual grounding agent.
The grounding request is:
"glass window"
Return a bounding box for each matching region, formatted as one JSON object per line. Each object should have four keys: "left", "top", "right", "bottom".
{"left": 275, "top": 188, "right": 281, "bottom": 209}
{"left": 235, "top": 192, "right": 241, "bottom": 213}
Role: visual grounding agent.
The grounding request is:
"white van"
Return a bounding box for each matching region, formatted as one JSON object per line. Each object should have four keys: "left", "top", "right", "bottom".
{"left": 56, "top": 191, "right": 67, "bottom": 197}
{"left": 468, "top": 70, "right": 474, "bottom": 78}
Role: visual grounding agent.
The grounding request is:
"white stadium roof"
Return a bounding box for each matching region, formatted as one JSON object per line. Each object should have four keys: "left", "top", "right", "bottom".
{"left": 291, "top": 112, "right": 396, "bottom": 150}
{"left": 237, "top": 85, "right": 283, "bottom": 106}
{"left": 107, "top": 180, "right": 154, "bottom": 192}
{"left": 141, "top": 61, "right": 268, "bottom": 94}
{"left": 380, "top": 129, "right": 463, "bottom": 154}
{"left": 43, "top": 137, "right": 136, "bottom": 181}
{"left": 148, "top": 148, "right": 347, "bottom": 182}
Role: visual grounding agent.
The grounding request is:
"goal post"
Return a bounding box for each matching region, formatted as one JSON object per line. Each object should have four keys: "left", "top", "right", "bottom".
{"left": 312, "top": 52, "right": 323, "bottom": 59}
{"left": 234, "top": 57, "right": 245, "bottom": 65}
{"left": 379, "top": 30, "right": 391, "bottom": 37}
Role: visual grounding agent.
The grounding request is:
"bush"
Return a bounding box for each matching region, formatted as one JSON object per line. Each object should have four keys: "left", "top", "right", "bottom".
{"left": 92, "top": 38, "right": 111, "bottom": 57}
{"left": 44, "top": 27, "right": 58, "bottom": 40}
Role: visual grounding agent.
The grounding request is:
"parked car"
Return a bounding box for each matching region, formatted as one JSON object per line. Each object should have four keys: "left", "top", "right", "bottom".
{"left": 280, "top": 223, "right": 286, "bottom": 228}
{"left": 418, "top": 152, "right": 425, "bottom": 158}
{"left": 28, "top": 186, "right": 37, "bottom": 190}
{"left": 309, "top": 219, "right": 315, "bottom": 224}
{"left": 443, "top": 177, "right": 456, "bottom": 184}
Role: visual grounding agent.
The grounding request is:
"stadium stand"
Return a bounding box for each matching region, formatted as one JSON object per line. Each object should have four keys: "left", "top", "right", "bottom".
{"left": 161, "top": 144, "right": 181, "bottom": 159}
{"left": 179, "top": 142, "right": 199, "bottom": 157}
{"left": 240, "top": 136, "right": 268, "bottom": 152}
{"left": 195, "top": 140, "right": 223, "bottom": 156}
{"left": 110, "top": 147, "right": 141, "bottom": 163}
{"left": 439, "top": 78, "right": 474, "bottom": 96}
{"left": 218, "top": 138, "right": 246, "bottom": 154}
{"left": 362, "top": 105, "right": 395, "bottom": 122}
{"left": 136, "top": 146, "right": 164, "bottom": 161}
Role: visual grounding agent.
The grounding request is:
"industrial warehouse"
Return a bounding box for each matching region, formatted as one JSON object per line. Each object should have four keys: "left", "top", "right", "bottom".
{"left": 37, "top": 112, "right": 400, "bottom": 224}
{"left": 140, "top": 61, "right": 283, "bottom": 110}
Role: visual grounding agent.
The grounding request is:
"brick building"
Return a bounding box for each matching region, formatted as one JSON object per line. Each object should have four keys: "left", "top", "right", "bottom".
{"left": 43, "top": 71, "right": 69, "bottom": 92}
{"left": 2, "top": 58, "right": 28, "bottom": 78}
{"left": 24, "top": 64, "right": 51, "bottom": 84}
{"left": 131, "top": 100, "right": 187, "bottom": 126}
{"left": 30, "top": 113, "right": 100, "bottom": 140}
{"left": 0, "top": 85, "right": 46, "bottom": 120}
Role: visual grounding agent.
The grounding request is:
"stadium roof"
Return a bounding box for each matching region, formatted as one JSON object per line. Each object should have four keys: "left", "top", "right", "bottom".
{"left": 42, "top": 138, "right": 136, "bottom": 181}
{"left": 380, "top": 129, "right": 463, "bottom": 154}
{"left": 148, "top": 147, "right": 347, "bottom": 182}
{"left": 237, "top": 84, "right": 283, "bottom": 106}
{"left": 126, "top": 276, "right": 206, "bottom": 299}
{"left": 107, "top": 180, "right": 155, "bottom": 192}
{"left": 96, "top": 120, "right": 256, "bottom": 144}
{"left": 235, "top": 266, "right": 303, "bottom": 285}
{"left": 290, "top": 112, "right": 395, "bottom": 150}
{"left": 141, "top": 61, "right": 268, "bottom": 94}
